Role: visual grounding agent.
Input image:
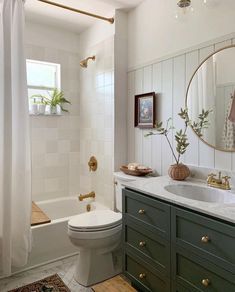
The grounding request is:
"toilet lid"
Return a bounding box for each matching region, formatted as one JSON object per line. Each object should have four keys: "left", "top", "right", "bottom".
{"left": 68, "top": 210, "right": 122, "bottom": 231}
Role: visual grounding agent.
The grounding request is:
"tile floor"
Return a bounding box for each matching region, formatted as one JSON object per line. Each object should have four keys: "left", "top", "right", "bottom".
{"left": 0, "top": 255, "right": 92, "bottom": 292}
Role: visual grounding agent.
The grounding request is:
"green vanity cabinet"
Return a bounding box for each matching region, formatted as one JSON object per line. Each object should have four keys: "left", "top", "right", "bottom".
{"left": 122, "top": 188, "right": 235, "bottom": 292}
{"left": 172, "top": 207, "right": 235, "bottom": 292}
{"left": 123, "top": 189, "right": 171, "bottom": 292}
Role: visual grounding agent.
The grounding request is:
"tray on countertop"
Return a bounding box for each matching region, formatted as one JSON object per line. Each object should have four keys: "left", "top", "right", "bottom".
{"left": 120, "top": 165, "right": 153, "bottom": 177}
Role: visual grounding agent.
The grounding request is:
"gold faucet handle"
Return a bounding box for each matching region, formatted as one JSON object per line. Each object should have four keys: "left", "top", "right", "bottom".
{"left": 222, "top": 176, "right": 231, "bottom": 182}
{"left": 222, "top": 176, "right": 231, "bottom": 190}
{"left": 88, "top": 156, "right": 98, "bottom": 172}
{"left": 207, "top": 173, "right": 216, "bottom": 182}
{"left": 208, "top": 173, "right": 216, "bottom": 177}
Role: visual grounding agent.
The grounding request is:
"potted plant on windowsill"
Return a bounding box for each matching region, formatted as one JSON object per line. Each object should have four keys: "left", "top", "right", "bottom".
{"left": 146, "top": 108, "right": 212, "bottom": 180}
{"left": 31, "top": 89, "right": 71, "bottom": 115}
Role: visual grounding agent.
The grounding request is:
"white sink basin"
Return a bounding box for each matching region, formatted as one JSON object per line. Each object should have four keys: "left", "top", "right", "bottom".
{"left": 164, "top": 184, "right": 235, "bottom": 203}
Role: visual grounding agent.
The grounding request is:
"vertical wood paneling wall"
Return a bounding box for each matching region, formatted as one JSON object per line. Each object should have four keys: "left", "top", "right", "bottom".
{"left": 127, "top": 36, "right": 235, "bottom": 175}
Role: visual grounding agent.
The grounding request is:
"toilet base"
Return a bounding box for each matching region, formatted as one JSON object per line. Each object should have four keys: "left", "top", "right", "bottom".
{"left": 74, "top": 248, "right": 122, "bottom": 287}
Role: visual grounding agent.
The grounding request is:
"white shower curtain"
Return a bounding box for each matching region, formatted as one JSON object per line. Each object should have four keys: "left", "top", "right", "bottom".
{"left": 198, "top": 58, "right": 216, "bottom": 144}
{"left": 0, "top": 0, "right": 31, "bottom": 276}
{"left": 188, "top": 58, "right": 216, "bottom": 145}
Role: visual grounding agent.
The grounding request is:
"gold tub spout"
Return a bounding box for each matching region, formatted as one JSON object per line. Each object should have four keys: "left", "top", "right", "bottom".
{"left": 79, "top": 191, "right": 95, "bottom": 201}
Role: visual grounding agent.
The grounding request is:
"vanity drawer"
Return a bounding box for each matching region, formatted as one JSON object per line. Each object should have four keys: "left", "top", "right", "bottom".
{"left": 123, "top": 189, "right": 170, "bottom": 239}
{"left": 125, "top": 253, "right": 170, "bottom": 292}
{"left": 125, "top": 224, "right": 170, "bottom": 276}
{"left": 172, "top": 207, "right": 235, "bottom": 272}
{"left": 175, "top": 253, "right": 235, "bottom": 291}
{"left": 175, "top": 284, "right": 192, "bottom": 292}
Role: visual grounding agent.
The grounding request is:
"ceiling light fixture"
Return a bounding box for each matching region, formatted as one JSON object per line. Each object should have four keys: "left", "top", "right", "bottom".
{"left": 177, "top": 0, "right": 191, "bottom": 9}
{"left": 174, "top": 0, "right": 194, "bottom": 20}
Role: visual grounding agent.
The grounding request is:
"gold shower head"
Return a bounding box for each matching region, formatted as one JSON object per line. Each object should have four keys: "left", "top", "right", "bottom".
{"left": 80, "top": 56, "right": 96, "bottom": 68}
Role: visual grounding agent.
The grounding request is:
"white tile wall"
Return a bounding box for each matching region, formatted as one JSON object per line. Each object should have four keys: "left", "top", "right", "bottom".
{"left": 26, "top": 45, "right": 80, "bottom": 201}
{"left": 127, "top": 36, "right": 235, "bottom": 174}
{"left": 79, "top": 37, "right": 115, "bottom": 209}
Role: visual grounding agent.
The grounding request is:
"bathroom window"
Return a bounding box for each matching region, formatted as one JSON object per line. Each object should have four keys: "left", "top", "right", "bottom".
{"left": 26, "top": 59, "right": 61, "bottom": 114}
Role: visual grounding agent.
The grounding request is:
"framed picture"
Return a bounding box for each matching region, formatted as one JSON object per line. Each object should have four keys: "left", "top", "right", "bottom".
{"left": 135, "top": 92, "right": 156, "bottom": 128}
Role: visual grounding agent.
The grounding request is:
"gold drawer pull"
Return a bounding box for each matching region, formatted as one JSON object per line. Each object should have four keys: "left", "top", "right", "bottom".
{"left": 138, "top": 209, "right": 145, "bottom": 215}
{"left": 139, "top": 241, "right": 146, "bottom": 247}
{"left": 201, "top": 235, "right": 210, "bottom": 243}
{"left": 201, "top": 278, "right": 210, "bottom": 287}
{"left": 139, "top": 273, "right": 146, "bottom": 279}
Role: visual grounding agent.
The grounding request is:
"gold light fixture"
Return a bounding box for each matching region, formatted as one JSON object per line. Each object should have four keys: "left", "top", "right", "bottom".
{"left": 175, "top": 0, "right": 213, "bottom": 19}
{"left": 80, "top": 56, "right": 96, "bottom": 68}
{"left": 175, "top": 0, "right": 194, "bottom": 19}
{"left": 177, "top": 0, "right": 191, "bottom": 8}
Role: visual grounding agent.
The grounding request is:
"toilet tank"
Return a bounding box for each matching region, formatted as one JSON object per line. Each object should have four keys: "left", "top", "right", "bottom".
{"left": 114, "top": 172, "right": 150, "bottom": 212}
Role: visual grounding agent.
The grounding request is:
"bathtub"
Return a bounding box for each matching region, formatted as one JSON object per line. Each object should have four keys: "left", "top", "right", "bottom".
{"left": 13, "top": 197, "right": 108, "bottom": 273}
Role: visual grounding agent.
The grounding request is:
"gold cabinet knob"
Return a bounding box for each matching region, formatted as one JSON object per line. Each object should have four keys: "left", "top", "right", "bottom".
{"left": 139, "top": 241, "right": 146, "bottom": 247}
{"left": 201, "top": 278, "right": 210, "bottom": 287}
{"left": 138, "top": 209, "right": 145, "bottom": 215}
{"left": 139, "top": 273, "right": 146, "bottom": 279}
{"left": 114, "top": 181, "right": 118, "bottom": 185}
{"left": 201, "top": 235, "right": 210, "bottom": 243}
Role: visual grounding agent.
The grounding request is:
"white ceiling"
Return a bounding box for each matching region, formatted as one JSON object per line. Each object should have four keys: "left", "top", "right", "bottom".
{"left": 25, "top": 0, "right": 143, "bottom": 34}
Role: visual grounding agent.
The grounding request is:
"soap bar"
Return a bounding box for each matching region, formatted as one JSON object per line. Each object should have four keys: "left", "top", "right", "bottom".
{"left": 137, "top": 165, "right": 148, "bottom": 170}
{"left": 127, "top": 162, "right": 139, "bottom": 170}
{"left": 127, "top": 163, "right": 149, "bottom": 171}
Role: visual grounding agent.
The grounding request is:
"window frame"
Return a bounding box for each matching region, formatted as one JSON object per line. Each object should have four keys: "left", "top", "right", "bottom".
{"left": 26, "top": 59, "right": 61, "bottom": 92}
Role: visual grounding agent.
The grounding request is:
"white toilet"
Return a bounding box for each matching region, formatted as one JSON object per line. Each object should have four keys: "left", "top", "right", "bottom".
{"left": 67, "top": 172, "right": 146, "bottom": 287}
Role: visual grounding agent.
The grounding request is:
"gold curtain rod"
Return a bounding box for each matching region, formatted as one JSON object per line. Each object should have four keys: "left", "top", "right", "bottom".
{"left": 37, "top": 0, "right": 114, "bottom": 24}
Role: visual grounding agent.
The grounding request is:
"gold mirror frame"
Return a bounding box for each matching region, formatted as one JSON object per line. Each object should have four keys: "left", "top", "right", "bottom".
{"left": 185, "top": 44, "right": 235, "bottom": 153}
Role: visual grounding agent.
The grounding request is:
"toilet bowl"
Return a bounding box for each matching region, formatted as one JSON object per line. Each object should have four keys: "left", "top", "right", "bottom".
{"left": 68, "top": 210, "right": 122, "bottom": 286}
{"left": 68, "top": 172, "right": 148, "bottom": 286}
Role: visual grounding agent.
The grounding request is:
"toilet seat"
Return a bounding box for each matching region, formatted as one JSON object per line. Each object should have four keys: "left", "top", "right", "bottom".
{"left": 68, "top": 223, "right": 122, "bottom": 240}
{"left": 68, "top": 210, "right": 122, "bottom": 232}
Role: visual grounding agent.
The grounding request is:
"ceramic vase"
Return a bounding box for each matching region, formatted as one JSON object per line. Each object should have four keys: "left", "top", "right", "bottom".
{"left": 168, "top": 163, "right": 190, "bottom": 181}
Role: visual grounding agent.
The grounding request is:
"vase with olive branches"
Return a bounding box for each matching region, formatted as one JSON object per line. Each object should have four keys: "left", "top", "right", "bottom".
{"left": 146, "top": 108, "right": 212, "bottom": 180}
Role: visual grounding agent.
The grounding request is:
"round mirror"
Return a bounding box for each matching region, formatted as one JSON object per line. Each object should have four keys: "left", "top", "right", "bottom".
{"left": 186, "top": 45, "right": 235, "bottom": 152}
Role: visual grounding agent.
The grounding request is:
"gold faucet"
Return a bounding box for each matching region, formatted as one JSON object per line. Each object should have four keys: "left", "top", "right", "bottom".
{"left": 78, "top": 191, "right": 95, "bottom": 201}
{"left": 207, "top": 172, "right": 231, "bottom": 190}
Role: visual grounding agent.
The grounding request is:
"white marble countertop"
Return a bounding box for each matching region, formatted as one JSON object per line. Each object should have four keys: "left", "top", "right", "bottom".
{"left": 123, "top": 176, "right": 235, "bottom": 224}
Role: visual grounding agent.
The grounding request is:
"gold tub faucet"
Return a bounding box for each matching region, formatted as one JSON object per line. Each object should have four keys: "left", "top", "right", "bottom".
{"left": 78, "top": 191, "right": 96, "bottom": 201}
{"left": 207, "top": 172, "right": 231, "bottom": 190}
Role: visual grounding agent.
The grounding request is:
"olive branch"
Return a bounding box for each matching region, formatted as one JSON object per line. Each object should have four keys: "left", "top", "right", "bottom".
{"left": 145, "top": 108, "right": 212, "bottom": 164}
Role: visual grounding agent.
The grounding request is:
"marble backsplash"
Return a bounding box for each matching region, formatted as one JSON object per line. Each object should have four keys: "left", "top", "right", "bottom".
{"left": 188, "top": 165, "right": 235, "bottom": 188}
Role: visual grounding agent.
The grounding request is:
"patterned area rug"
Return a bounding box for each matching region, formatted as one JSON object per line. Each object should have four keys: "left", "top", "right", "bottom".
{"left": 8, "top": 274, "right": 70, "bottom": 292}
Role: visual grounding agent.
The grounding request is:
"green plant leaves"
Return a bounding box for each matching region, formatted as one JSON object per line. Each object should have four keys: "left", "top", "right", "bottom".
{"left": 30, "top": 88, "right": 71, "bottom": 112}
{"left": 175, "top": 129, "right": 189, "bottom": 155}
{"left": 145, "top": 106, "right": 212, "bottom": 164}
{"left": 191, "top": 109, "right": 213, "bottom": 137}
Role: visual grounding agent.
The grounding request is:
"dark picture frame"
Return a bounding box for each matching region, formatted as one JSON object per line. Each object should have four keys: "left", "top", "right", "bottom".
{"left": 135, "top": 92, "right": 156, "bottom": 128}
